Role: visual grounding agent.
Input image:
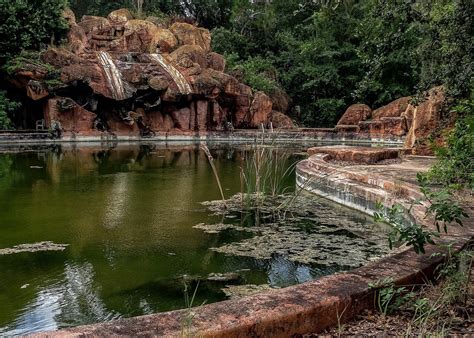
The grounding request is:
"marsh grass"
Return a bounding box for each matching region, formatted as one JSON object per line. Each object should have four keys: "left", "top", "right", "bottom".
{"left": 238, "top": 144, "right": 299, "bottom": 225}
{"left": 201, "top": 139, "right": 341, "bottom": 227}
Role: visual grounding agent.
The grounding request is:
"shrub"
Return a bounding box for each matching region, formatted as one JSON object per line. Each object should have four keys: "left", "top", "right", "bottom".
{"left": 0, "top": 91, "right": 20, "bottom": 130}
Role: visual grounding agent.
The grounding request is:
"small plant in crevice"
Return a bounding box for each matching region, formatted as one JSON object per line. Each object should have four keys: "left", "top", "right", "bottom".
{"left": 180, "top": 281, "right": 203, "bottom": 338}
{"left": 368, "top": 277, "right": 416, "bottom": 316}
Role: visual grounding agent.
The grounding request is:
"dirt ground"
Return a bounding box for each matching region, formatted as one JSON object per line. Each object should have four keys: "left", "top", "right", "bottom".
{"left": 309, "top": 258, "right": 473, "bottom": 337}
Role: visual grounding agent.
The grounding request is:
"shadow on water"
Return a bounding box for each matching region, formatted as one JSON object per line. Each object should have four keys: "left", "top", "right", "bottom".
{"left": 0, "top": 142, "right": 388, "bottom": 335}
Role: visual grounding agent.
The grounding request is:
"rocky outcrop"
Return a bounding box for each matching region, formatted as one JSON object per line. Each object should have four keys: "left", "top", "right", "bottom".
{"left": 249, "top": 91, "right": 272, "bottom": 128}
{"left": 403, "top": 87, "right": 447, "bottom": 155}
{"left": 169, "top": 22, "right": 211, "bottom": 52}
{"left": 270, "top": 111, "right": 294, "bottom": 129}
{"left": 372, "top": 97, "right": 412, "bottom": 120}
{"left": 336, "top": 87, "right": 447, "bottom": 154}
{"left": 307, "top": 146, "right": 400, "bottom": 164}
{"left": 337, "top": 104, "right": 371, "bottom": 125}
{"left": 7, "top": 8, "right": 292, "bottom": 137}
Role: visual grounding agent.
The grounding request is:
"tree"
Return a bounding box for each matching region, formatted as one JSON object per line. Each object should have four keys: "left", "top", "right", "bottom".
{"left": 181, "top": 0, "right": 235, "bottom": 29}
{"left": 0, "top": 0, "right": 69, "bottom": 63}
{"left": 417, "top": 0, "right": 474, "bottom": 98}
{"left": 354, "top": 0, "right": 423, "bottom": 107}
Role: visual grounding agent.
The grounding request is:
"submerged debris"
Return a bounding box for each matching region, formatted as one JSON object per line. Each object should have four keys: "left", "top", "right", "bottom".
{"left": 193, "top": 223, "right": 257, "bottom": 234}
{"left": 207, "top": 272, "right": 241, "bottom": 283}
{"left": 0, "top": 241, "right": 69, "bottom": 255}
{"left": 222, "top": 284, "right": 274, "bottom": 299}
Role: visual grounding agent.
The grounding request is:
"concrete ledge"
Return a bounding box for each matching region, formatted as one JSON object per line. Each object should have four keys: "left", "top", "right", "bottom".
{"left": 307, "top": 146, "right": 400, "bottom": 164}
{"left": 0, "top": 129, "right": 405, "bottom": 145}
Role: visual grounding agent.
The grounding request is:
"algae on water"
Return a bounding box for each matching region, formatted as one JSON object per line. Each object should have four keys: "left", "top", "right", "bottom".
{"left": 199, "top": 192, "right": 390, "bottom": 269}
{"left": 0, "top": 241, "right": 69, "bottom": 255}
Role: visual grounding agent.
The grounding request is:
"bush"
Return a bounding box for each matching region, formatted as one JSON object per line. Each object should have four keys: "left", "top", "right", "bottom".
{"left": 0, "top": 91, "right": 20, "bottom": 130}
{"left": 428, "top": 117, "right": 473, "bottom": 188}
{"left": 212, "top": 27, "right": 256, "bottom": 59}
{"left": 226, "top": 55, "right": 280, "bottom": 95}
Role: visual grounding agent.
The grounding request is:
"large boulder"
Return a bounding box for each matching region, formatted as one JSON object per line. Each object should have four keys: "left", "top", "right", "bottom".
{"left": 148, "top": 76, "right": 170, "bottom": 91}
{"left": 268, "top": 87, "right": 291, "bottom": 113}
{"left": 169, "top": 22, "right": 211, "bottom": 52}
{"left": 108, "top": 8, "right": 133, "bottom": 23}
{"left": 124, "top": 20, "right": 161, "bottom": 53}
{"left": 62, "top": 8, "right": 77, "bottom": 26}
{"left": 78, "top": 16, "right": 110, "bottom": 34}
{"left": 169, "top": 45, "right": 207, "bottom": 69}
{"left": 67, "top": 24, "right": 88, "bottom": 54}
{"left": 207, "top": 52, "right": 226, "bottom": 72}
{"left": 337, "top": 104, "right": 371, "bottom": 125}
{"left": 249, "top": 91, "right": 273, "bottom": 128}
{"left": 154, "top": 28, "right": 178, "bottom": 53}
{"left": 271, "top": 111, "right": 294, "bottom": 129}
{"left": 372, "top": 97, "right": 412, "bottom": 119}
{"left": 404, "top": 87, "right": 446, "bottom": 155}
{"left": 234, "top": 84, "right": 253, "bottom": 127}
{"left": 192, "top": 69, "right": 240, "bottom": 98}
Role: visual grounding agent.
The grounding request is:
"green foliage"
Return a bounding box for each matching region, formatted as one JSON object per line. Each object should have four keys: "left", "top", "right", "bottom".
{"left": 211, "top": 28, "right": 256, "bottom": 59}
{"left": 0, "top": 0, "right": 69, "bottom": 63}
{"left": 3, "top": 51, "right": 62, "bottom": 91}
{"left": 417, "top": 0, "right": 474, "bottom": 98}
{"left": 0, "top": 91, "right": 20, "bottom": 130}
{"left": 368, "top": 277, "right": 416, "bottom": 316}
{"left": 3, "top": 51, "right": 55, "bottom": 74}
{"left": 426, "top": 117, "right": 474, "bottom": 188}
{"left": 374, "top": 202, "right": 437, "bottom": 254}
{"left": 232, "top": 56, "right": 279, "bottom": 94}
{"left": 229, "top": 0, "right": 472, "bottom": 126}
{"left": 368, "top": 248, "right": 473, "bottom": 327}
{"left": 418, "top": 174, "right": 468, "bottom": 233}
{"left": 354, "top": 0, "right": 422, "bottom": 106}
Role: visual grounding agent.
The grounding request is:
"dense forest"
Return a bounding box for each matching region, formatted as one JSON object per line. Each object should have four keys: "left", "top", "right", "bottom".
{"left": 0, "top": 0, "right": 473, "bottom": 128}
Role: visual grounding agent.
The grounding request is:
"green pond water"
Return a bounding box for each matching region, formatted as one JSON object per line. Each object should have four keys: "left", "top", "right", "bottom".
{"left": 0, "top": 142, "right": 388, "bottom": 335}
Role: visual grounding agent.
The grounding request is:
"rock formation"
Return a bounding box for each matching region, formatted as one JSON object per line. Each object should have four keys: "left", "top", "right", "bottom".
{"left": 336, "top": 87, "right": 448, "bottom": 154}
{"left": 9, "top": 8, "right": 293, "bottom": 137}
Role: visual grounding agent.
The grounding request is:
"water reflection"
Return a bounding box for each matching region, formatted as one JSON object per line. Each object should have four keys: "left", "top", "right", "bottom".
{"left": 2, "top": 262, "right": 120, "bottom": 336}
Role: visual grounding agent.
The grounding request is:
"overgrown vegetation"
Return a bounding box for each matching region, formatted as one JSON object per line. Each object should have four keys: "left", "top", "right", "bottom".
{"left": 0, "top": 0, "right": 68, "bottom": 63}
{"left": 344, "top": 246, "right": 473, "bottom": 335}
{"left": 0, "top": 91, "right": 20, "bottom": 130}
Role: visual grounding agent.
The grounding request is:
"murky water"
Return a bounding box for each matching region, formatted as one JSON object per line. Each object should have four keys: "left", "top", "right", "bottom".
{"left": 0, "top": 142, "right": 387, "bottom": 335}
